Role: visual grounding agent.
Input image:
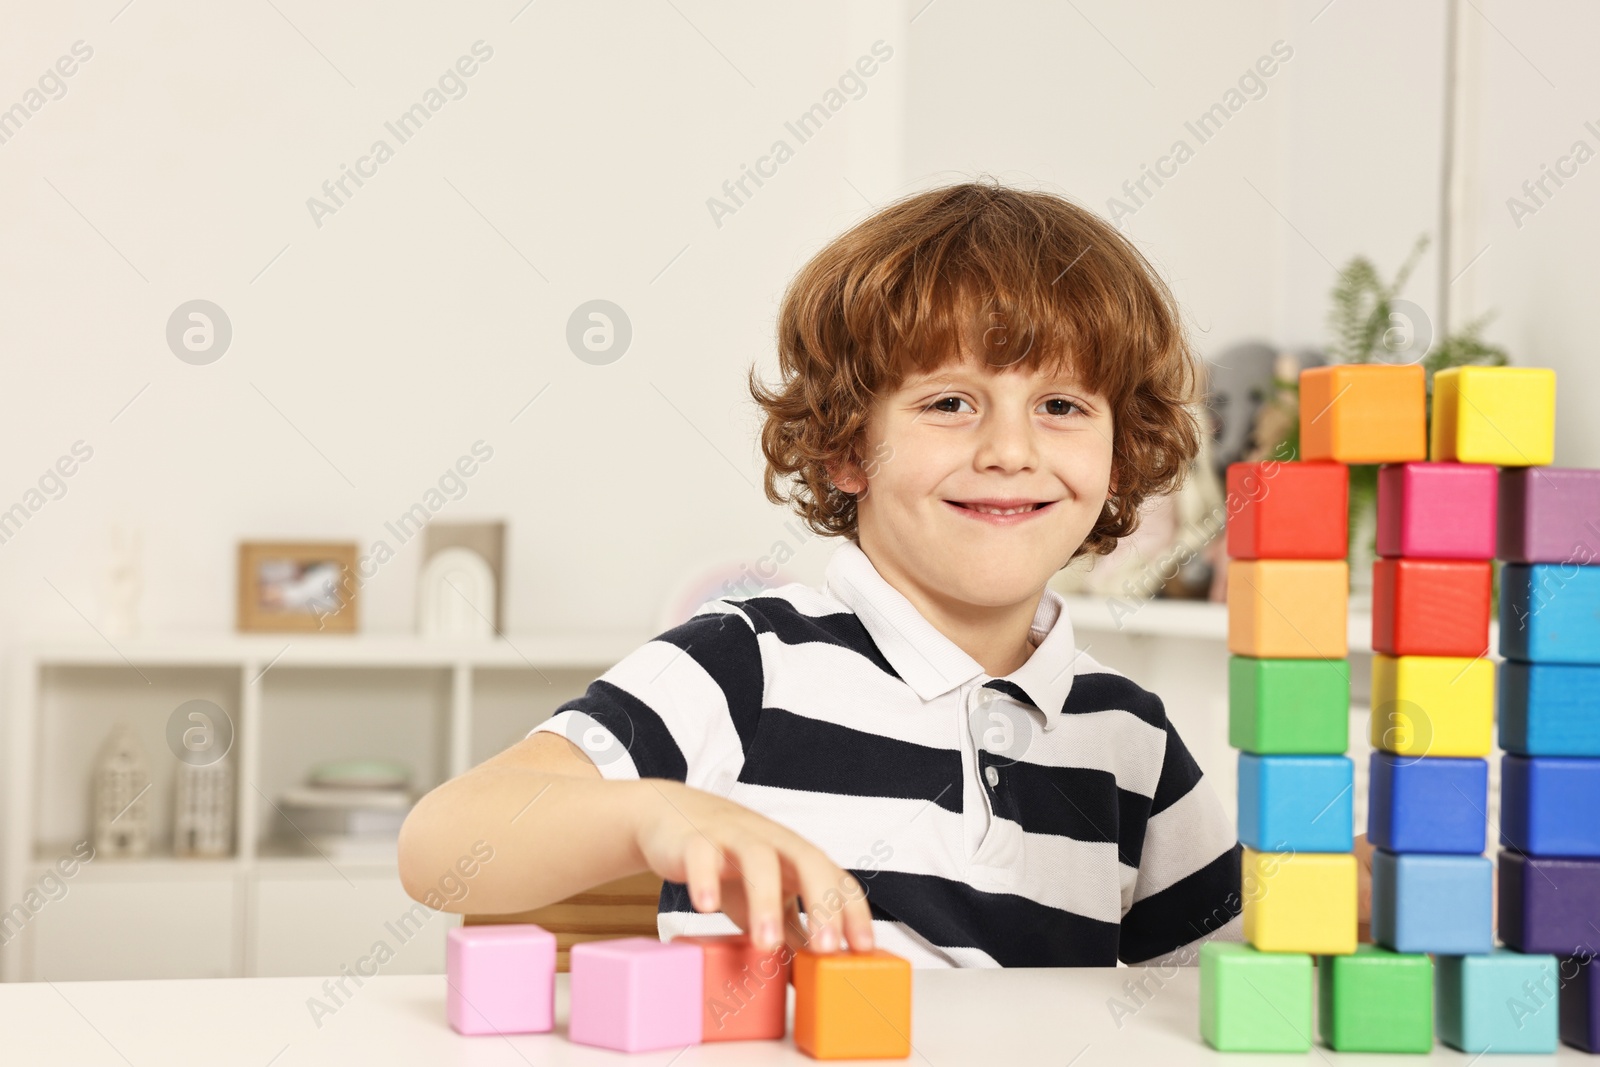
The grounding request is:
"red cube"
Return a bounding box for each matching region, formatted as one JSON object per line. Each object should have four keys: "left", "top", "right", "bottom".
{"left": 1227, "top": 461, "right": 1349, "bottom": 560}
{"left": 1372, "top": 558, "right": 1492, "bottom": 658}
{"left": 672, "top": 934, "right": 790, "bottom": 1042}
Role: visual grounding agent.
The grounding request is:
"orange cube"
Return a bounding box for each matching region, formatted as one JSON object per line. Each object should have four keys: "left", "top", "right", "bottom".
{"left": 1371, "top": 558, "right": 1492, "bottom": 658}
{"left": 793, "top": 947, "right": 912, "bottom": 1060}
{"left": 1299, "top": 364, "right": 1426, "bottom": 463}
{"left": 674, "top": 934, "right": 789, "bottom": 1042}
{"left": 1228, "top": 560, "right": 1348, "bottom": 659}
{"left": 1226, "top": 461, "right": 1349, "bottom": 560}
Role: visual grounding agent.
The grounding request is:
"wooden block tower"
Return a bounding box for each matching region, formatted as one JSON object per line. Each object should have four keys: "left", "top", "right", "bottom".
{"left": 1490, "top": 398, "right": 1600, "bottom": 1053}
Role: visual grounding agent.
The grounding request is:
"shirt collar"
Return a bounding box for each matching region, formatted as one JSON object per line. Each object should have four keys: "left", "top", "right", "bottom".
{"left": 823, "top": 540, "right": 1079, "bottom": 730}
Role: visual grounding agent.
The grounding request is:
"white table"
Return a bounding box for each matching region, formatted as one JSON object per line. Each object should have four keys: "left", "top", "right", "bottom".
{"left": 0, "top": 968, "right": 1586, "bottom": 1064}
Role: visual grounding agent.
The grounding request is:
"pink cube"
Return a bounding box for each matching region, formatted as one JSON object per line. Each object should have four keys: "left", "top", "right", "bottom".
{"left": 1376, "top": 462, "right": 1498, "bottom": 559}
{"left": 446, "top": 924, "right": 556, "bottom": 1035}
{"left": 569, "top": 937, "right": 704, "bottom": 1052}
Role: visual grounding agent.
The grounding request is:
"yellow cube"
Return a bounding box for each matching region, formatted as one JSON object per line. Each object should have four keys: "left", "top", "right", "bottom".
{"left": 1370, "top": 653, "right": 1494, "bottom": 757}
{"left": 1227, "top": 560, "right": 1348, "bottom": 659}
{"left": 1241, "top": 848, "right": 1357, "bottom": 955}
{"left": 1430, "top": 366, "right": 1556, "bottom": 466}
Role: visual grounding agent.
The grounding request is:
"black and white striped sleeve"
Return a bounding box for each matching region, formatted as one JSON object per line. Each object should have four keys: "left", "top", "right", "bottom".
{"left": 1118, "top": 712, "right": 1243, "bottom": 966}
{"left": 527, "top": 603, "right": 764, "bottom": 795}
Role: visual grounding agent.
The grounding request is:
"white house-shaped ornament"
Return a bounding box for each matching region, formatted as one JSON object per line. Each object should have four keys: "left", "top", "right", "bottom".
{"left": 93, "top": 723, "right": 152, "bottom": 858}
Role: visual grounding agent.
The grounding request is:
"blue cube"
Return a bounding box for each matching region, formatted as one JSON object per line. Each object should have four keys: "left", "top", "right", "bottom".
{"left": 1366, "top": 752, "right": 1487, "bottom": 854}
{"left": 1562, "top": 952, "right": 1600, "bottom": 1052}
{"left": 1371, "top": 850, "right": 1492, "bottom": 955}
{"left": 1500, "top": 563, "right": 1600, "bottom": 663}
{"left": 1501, "top": 754, "right": 1600, "bottom": 857}
{"left": 1500, "top": 661, "right": 1600, "bottom": 756}
{"left": 1436, "top": 949, "right": 1559, "bottom": 1053}
{"left": 1237, "top": 753, "right": 1353, "bottom": 853}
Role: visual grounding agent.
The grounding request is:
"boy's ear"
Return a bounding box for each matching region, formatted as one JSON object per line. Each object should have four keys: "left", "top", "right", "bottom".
{"left": 827, "top": 457, "right": 867, "bottom": 495}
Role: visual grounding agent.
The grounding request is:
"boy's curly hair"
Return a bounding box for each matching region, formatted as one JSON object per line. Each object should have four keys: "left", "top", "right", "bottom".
{"left": 750, "top": 180, "right": 1203, "bottom": 560}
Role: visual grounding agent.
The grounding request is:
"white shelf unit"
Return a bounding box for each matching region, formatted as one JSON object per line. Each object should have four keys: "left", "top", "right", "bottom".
{"left": 2, "top": 632, "right": 642, "bottom": 982}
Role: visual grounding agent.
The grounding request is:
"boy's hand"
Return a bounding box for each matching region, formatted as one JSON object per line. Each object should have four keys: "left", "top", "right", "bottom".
{"left": 630, "top": 779, "right": 875, "bottom": 957}
{"left": 1354, "top": 832, "right": 1373, "bottom": 943}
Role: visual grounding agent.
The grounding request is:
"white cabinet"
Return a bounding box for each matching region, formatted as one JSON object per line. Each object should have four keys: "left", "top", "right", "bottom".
{"left": 251, "top": 869, "right": 455, "bottom": 978}
{"left": 29, "top": 869, "right": 237, "bottom": 980}
{"left": 3, "top": 634, "right": 640, "bottom": 982}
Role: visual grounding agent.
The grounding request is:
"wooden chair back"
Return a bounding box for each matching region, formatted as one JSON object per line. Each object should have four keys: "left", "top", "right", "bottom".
{"left": 463, "top": 871, "right": 664, "bottom": 972}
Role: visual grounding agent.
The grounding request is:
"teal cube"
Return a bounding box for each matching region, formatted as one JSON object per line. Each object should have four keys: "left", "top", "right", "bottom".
{"left": 1200, "top": 941, "right": 1313, "bottom": 1051}
{"left": 1318, "top": 944, "right": 1434, "bottom": 1052}
{"left": 1436, "top": 949, "right": 1559, "bottom": 1053}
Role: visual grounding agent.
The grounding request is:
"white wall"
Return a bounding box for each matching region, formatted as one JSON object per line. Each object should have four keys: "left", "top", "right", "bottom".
{"left": 0, "top": 1, "right": 1587, "bottom": 659}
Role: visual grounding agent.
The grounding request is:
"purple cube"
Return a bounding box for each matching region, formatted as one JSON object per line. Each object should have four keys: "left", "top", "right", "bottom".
{"left": 1499, "top": 467, "right": 1600, "bottom": 564}
{"left": 1561, "top": 952, "right": 1600, "bottom": 1052}
{"left": 1377, "top": 462, "right": 1498, "bottom": 560}
{"left": 446, "top": 924, "right": 557, "bottom": 1035}
{"left": 569, "top": 937, "right": 704, "bottom": 1052}
{"left": 1499, "top": 850, "right": 1600, "bottom": 955}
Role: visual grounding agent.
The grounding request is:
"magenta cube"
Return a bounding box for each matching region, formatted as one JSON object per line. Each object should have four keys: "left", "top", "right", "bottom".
{"left": 446, "top": 924, "right": 557, "bottom": 1035}
{"left": 1499, "top": 468, "right": 1600, "bottom": 563}
{"left": 569, "top": 937, "right": 704, "bottom": 1052}
{"left": 1377, "top": 462, "right": 1498, "bottom": 559}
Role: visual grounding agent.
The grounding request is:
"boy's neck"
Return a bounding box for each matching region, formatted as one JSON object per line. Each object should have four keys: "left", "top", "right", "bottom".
{"left": 857, "top": 543, "right": 1043, "bottom": 678}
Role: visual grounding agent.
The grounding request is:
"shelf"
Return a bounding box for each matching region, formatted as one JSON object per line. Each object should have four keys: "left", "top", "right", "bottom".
{"left": 18, "top": 631, "right": 650, "bottom": 670}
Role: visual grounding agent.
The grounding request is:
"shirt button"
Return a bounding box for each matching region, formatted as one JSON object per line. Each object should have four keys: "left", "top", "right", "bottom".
{"left": 984, "top": 765, "right": 1000, "bottom": 788}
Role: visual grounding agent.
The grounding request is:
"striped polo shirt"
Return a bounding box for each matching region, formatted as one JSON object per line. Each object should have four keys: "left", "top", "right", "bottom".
{"left": 530, "top": 540, "right": 1243, "bottom": 967}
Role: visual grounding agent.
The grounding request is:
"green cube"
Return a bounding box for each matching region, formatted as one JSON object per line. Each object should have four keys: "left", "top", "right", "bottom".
{"left": 1317, "top": 944, "right": 1433, "bottom": 1052}
{"left": 1229, "top": 656, "right": 1350, "bottom": 754}
{"left": 1200, "top": 941, "right": 1313, "bottom": 1051}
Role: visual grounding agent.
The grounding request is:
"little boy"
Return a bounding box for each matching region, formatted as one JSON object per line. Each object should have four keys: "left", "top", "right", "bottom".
{"left": 400, "top": 181, "right": 1246, "bottom": 967}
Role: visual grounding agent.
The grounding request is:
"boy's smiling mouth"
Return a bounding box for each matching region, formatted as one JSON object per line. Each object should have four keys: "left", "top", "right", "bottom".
{"left": 945, "top": 498, "right": 1058, "bottom": 525}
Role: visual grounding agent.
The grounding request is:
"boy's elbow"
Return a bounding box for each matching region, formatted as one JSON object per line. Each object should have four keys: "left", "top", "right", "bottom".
{"left": 397, "top": 791, "right": 453, "bottom": 909}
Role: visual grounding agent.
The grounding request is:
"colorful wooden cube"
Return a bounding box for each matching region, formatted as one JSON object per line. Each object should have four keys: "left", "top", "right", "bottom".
{"left": 1237, "top": 753, "right": 1353, "bottom": 852}
{"left": 1198, "top": 942, "right": 1313, "bottom": 1052}
{"left": 1241, "top": 848, "right": 1357, "bottom": 955}
{"left": 1370, "top": 849, "right": 1493, "bottom": 955}
{"left": 1226, "top": 461, "right": 1348, "bottom": 560}
{"left": 1316, "top": 944, "right": 1434, "bottom": 1053}
{"left": 1500, "top": 563, "right": 1600, "bottom": 663}
{"left": 1430, "top": 365, "right": 1556, "bottom": 467}
{"left": 1227, "top": 560, "right": 1348, "bottom": 659}
{"left": 1500, "top": 661, "right": 1600, "bottom": 757}
{"left": 1370, "top": 654, "right": 1494, "bottom": 757}
{"left": 1228, "top": 657, "right": 1350, "bottom": 755}
{"left": 673, "top": 934, "right": 789, "bottom": 1042}
{"left": 568, "top": 937, "right": 703, "bottom": 1052}
{"left": 1366, "top": 752, "right": 1487, "bottom": 854}
{"left": 792, "top": 947, "right": 911, "bottom": 1060}
{"left": 1299, "top": 363, "right": 1427, "bottom": 464}
{"left": 1436, "top": 948, "right": 1560, "bottom": 1053}
{"left": 1498, "top": 850, "right": 1600, "bottom": 954}
{"left": 446, "top": 924, "right": 557, "bottom": 1036}
{"left": 1376, "top": 461, "right": 1498, "bottom": 559}
{"left": 1501, "top": 754, "right": 1600, "bottom": 857}
{"left": 1371, "top": 558, "right": 1492, "bottom": 658}
{"left": 1560, "top": 952, "right": 1600, "bottom": 1052}
{"left": 1499, "top": 467, "right": 1600, "bottom": 564}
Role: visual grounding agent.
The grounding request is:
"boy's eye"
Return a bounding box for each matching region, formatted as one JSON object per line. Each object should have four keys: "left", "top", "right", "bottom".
{"left": 927, "top": 396, "right": 974, "bottom": 414}
{"left": 1039, "top": 398, "right": 1081, "bottom": 416}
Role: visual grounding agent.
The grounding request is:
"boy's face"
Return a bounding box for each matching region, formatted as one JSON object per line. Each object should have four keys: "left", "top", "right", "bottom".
{"left": 836, "top": 351, "right": 1115, "bottom": 612}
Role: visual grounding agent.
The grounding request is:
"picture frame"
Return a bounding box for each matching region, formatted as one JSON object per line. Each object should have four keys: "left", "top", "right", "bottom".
{"left": 237, "top": 541, "right": 359, "bottom": 633}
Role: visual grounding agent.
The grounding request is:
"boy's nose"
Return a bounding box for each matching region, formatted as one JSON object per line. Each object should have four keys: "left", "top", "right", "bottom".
{"left": 973, "top": 412, "right": 1038, "bottom": 472}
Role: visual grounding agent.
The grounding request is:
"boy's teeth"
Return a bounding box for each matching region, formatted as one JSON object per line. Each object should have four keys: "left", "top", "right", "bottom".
{"left": 971, "top": 503, "right": 1033, "bottom": 515}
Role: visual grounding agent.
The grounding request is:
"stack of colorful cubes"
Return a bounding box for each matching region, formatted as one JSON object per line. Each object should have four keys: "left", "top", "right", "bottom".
{"left": 1203, "top": 361, "right": 1591, "bottom": 1053}
{"left": 1495, "top": 440, "right": 1600, "bottom": 1051}
{"left": 1202, "top": 365, "right": 1375, "bottom": 1052}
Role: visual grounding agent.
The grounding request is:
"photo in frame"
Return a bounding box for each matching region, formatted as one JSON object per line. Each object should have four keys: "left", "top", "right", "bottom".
{"left": 236, "top": 541, "right": 359, "bottom": 633}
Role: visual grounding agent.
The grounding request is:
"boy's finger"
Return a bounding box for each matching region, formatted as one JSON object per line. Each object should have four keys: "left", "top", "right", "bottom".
{"left": 839, "top": 874, "right": 876, "bottom": 952}
{"left": 731, "top": 840, "right": 784, "bottom": 952}
{"left": 682, "top": 834, "right": 723, "bottom": 913}
{"left": 794, "top": 859, "right": 849, "bottom": 954}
